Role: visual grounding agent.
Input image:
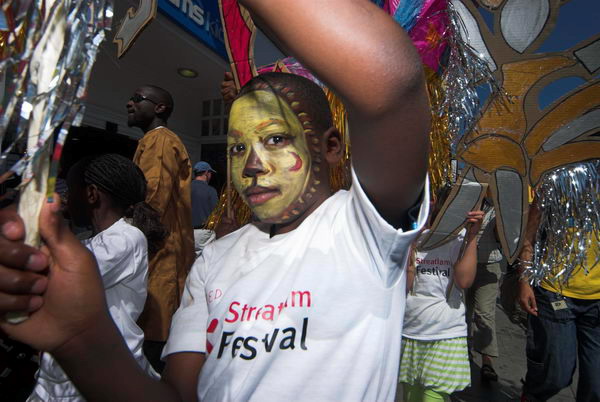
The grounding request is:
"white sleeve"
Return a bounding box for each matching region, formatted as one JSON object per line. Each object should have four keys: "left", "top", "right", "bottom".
{"left": 348, "top": 167, "right": 430, "bottom": 275}
{"left": 162, "top": 255, "right": 209, "bottom": 359}
{"left": 85, "top": 231, "right": 135, "bottom": 289}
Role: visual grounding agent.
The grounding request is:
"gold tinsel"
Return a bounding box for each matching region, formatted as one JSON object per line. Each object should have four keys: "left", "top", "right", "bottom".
{"left": 325, "top": 88, "right": 351, "bottom": 193}
{"left": 424, "top": 66, "right": 453, "bottom": 201}
{"left": 204, "top": 184, "right": 252, "bottom": 230}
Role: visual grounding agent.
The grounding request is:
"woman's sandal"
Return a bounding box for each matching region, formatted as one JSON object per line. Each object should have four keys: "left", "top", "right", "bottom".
{"left": 481, "top": 364, "right": 498, "bottom": 382}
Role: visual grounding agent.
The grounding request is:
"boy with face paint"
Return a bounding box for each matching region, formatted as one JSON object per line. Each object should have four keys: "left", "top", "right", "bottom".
{"left": 157, "top": 70, "right": 430, "bottom": 400}
{"left": 0, "top": 1, "right": 431, "bottom": 401}
{"left": 229, "top": 76, "right": 332, "bottom": 228}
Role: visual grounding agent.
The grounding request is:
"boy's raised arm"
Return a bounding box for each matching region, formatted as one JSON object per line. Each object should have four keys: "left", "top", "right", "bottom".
{"left": 241, "top": 0, "right": 431, "bottom": 227}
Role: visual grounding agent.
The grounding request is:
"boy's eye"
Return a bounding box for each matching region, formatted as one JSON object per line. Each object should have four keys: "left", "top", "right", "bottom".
{"left": 230, "top": 144, "right": 246, "bottom": 155}
{"left": 265, "top": 135, "right": 287, "bottom": 146}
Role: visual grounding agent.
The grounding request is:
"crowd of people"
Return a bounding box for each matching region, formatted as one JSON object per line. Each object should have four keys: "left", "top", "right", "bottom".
{"left": 0, "top": 0, "right": 597, "bottom": 401}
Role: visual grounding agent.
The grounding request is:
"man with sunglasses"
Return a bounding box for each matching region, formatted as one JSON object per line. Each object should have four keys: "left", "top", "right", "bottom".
{"left": 127, "top": 85, "right": 195, "bottom": 373}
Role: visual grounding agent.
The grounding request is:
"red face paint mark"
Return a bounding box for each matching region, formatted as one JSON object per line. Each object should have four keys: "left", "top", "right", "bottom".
{"left": 206, "top": 318, "right": 219, "bottom": 354}
{"left": 288, "top": 152, "right": 303, "bottom": 172}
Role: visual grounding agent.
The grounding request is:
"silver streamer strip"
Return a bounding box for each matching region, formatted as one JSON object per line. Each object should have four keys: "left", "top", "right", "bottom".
{"left": 530, "top": 160, "right": 600, "bottom": 286}
{"left": 443, "top": 1, "right": 506, "bottom": 147}
{"left": 0, "top": 0, "right": 113, "bottom": 179}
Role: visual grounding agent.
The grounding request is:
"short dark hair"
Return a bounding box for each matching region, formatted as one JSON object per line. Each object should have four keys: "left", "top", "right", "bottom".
{"left": 238, "top": 72, "right": 333, "bottom": 135}
{"left": 144, "top": 85, "right": 174, "bottom": 120}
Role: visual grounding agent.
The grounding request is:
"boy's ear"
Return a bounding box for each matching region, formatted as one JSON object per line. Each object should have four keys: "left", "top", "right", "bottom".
{"left": 323, "top": 127, "right": 343, "bottom": 165}
{"left": 87, "top": 184, "right": 99, "bottom": 204}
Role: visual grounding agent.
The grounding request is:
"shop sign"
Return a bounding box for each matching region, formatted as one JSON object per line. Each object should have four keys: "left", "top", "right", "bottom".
{"left": 158, "top": 0, "right": 227, "bottom": 60}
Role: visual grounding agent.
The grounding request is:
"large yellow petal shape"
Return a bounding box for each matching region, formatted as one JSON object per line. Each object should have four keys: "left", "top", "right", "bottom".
{"left": 459, "top": 135, "right": 527, "bottom": 176}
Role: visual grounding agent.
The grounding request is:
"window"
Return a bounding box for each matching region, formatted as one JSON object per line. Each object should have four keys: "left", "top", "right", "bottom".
{"left": 200, "top": 99, "right": 227, "bottom": 137}
{"left": 201, "top": 120, "right": 209, "bottom": 136}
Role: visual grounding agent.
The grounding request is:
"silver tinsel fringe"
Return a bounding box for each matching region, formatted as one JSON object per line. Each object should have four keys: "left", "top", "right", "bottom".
{"left": 530, "top": 160, "right": 600, "bottom": 287}
{"left": 0, "top": 0, "right": 113, "bottom": 180}
{"left": 443, "top": 1, "right": 506, "bottom": 147}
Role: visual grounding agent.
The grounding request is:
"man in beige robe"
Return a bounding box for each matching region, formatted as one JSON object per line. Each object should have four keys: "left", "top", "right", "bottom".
{"left": 127, "top": 85, "right": 195, "bottom": 371}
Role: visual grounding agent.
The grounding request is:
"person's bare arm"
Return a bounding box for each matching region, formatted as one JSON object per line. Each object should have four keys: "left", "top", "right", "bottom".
{"left": 406, "top": 243, "right": 417, "bottom": 294}
{"left": 53, "top": 317, "right": 182, "bottom": 402}
{"left": 517, "top": 199, "right": 542, "bottom": 316}
{"left": 0, "top": 200, "right": 186, "bottom": 402}
{"left": 240, "top": 0, "right": 430, "bottom": 227}
{"left": 163, "top": 352, "right": 206, "bottom": 402}
{"left": 453, "top": 210, "right": 484, "bottom": 289}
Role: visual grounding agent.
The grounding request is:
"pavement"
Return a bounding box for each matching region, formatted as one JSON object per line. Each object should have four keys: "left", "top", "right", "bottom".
{"left": 452, "top": 304, "right": 579, "bottom": 402}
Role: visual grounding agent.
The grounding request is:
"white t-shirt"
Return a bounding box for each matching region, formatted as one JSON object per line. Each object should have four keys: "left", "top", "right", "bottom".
{"left": 163, "top": 170, "right": 429, "bottom": 401}
{"left": 28, "top": 219, "right": 158, "bottom": 402}
{"left": 403, "top": 229, "right": 468, "bottom": 341}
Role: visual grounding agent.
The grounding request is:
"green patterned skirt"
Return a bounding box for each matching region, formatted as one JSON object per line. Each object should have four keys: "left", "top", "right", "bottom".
{"left": 399, "top": 336, "right": 471, "bottom": 394}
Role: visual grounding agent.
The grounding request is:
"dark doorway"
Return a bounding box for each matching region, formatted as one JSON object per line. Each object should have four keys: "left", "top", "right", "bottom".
{"left": 60, "top": 126, "right": 139, "bottom": 178}
{"left": 200, "top": 143, "right": 227, "bottom": 193}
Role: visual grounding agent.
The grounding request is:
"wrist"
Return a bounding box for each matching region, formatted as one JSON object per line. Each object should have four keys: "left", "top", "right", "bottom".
{"left": 465, "top": 233, "right": 478, "bottom": 247}
{"left": 518, "top": 275, "right": 531, "bottom": 285}
{"left": 466, "top": 225, "right": 480, "bottom": 240}
{"left": 53, "top": 313, "right": 120, "bottom": 363}
{"left": 518, "top": 270, "right": 533, "bottom": 287}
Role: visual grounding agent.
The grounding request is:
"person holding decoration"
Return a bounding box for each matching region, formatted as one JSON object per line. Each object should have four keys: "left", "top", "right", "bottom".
{"left": 466, "top": 200, "right": 506, "bottom": 383}
{"left": 518, "top": 161, "right": 600, "bottom": 402}
{"left": 400, "top": 198, "right": 484, "bottom": 402}
{"left": 0, "top": 0, "right": 432, "bottom": 400}
{"left": 27, "top": 154, "right": 163, "bottom": 401}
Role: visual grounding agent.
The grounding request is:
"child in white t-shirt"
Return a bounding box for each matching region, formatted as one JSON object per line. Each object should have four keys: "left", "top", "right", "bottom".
{"left": 27, "top": 154, "right": 164, "bottom": 401}
{"left": 400, "top": 207, "right": 484, "bottom": 402}
{"left": 0, "top": 2, "right": 433, "bottom": 399}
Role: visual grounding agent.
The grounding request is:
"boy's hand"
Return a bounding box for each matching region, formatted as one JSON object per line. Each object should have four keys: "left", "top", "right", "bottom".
{"left": 518, "top": 279, "right": 538, "bottom": 316}
{"left": 221, "top": 71, "right": 238, "bottom": 107}
{"left": 466, "top": 210, "right": 484, "bottom": 238}
{"left": 0, "top": 205, "right": 48, "bottom": 315}
{"left": 0, "top": 197, "right": 110, "bottom": 355}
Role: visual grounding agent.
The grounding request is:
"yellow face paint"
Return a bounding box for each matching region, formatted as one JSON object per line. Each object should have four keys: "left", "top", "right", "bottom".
{"left": 228, "top": 90, "right": 312, "bottom": 222}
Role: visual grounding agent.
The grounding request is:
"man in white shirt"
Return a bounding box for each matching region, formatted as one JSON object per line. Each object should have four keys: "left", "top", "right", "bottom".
{"left": 0, "top": 0, "right": 431, "bottom": 400}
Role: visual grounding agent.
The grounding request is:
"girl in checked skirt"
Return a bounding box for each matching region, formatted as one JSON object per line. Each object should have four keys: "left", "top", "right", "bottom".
{"left": 400, "top": 205, "right": 484, "bottom": 402}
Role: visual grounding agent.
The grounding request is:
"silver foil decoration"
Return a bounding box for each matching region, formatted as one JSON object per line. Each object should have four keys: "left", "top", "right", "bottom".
{"left": 531, "top": 160, "right": 600, "bottom": 286}
{"left": 444, "top": 0, "right": 506, "bottom": 146}
{"left": 1, "top": 0, "right": 113, "bottom": 179}
{"left": 1, "top": 0, "right": 112, "bottom": 323}
{"left": 1, "top": 0, "right": 112, "bottom": 249}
